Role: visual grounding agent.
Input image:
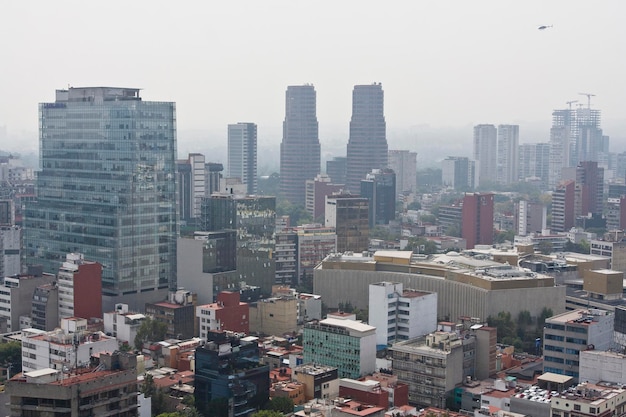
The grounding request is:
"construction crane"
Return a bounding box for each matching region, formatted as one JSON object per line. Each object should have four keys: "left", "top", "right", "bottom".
{"left": 566, "top": 100, "right": 578, "bottom": 110}
{"left": 578, "top": 92, "right": 596, "bottom": 109}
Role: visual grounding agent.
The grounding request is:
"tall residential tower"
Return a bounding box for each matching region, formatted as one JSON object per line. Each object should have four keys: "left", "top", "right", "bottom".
{"left": 24, "top": 87, "right": 178, "bottom": 311}
{"left": 228, "top": 122, "right": 257, "bottom": 195}
{"left": 280, "top": 85, "right": 320, "bottom": 206}
{"left": 346, "top": 83, "right": 387, "bottom": 193}
{"left": 473, "top": 124, "right": 497, "bottom": 186}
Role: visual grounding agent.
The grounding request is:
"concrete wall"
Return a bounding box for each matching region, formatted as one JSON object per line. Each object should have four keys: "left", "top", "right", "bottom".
{"left": 315, "top": 267, "right": 566, "bottom": 322}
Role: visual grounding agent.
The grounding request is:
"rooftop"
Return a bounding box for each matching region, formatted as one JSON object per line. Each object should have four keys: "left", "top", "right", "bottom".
{"left": 319, "top": 317, "right": 376, "bottom": 333}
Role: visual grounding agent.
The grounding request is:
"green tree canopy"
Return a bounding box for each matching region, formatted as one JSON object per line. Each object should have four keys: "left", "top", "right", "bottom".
{"left": 134, "top": 317, "right": 168, "bottom": 350}
{"left": 0, "top": 341, "right": 22, "bottom": 377}
{"left": 266, "top": 396, "right": 294, "bottom": 413}
{"left": 252, "top": 411, "right": 284, "bottom": 417}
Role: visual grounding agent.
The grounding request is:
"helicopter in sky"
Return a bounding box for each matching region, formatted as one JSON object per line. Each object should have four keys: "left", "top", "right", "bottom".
{"left": 538, "top": 25, "right": 553, "bottom": 30}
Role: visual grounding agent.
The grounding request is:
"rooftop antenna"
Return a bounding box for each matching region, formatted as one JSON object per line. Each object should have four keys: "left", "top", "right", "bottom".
{"left": 578, "top": 93, "right": 596, "bottom": 109}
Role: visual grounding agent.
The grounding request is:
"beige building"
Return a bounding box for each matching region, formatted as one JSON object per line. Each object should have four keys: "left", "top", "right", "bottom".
{"left": 249, "top": 296, "right": 298, "bottom": 336}
{"left": 550, "top": 382, "right": 626, "bottom": 417}
{"left": 583, "top": 269, "right": 624, "bottom": 302}
{"left": 314, "top": 251, "right": 565, "bottom": 323}
{"left": 391, "top": 331, "right": 473, "bottom": 408}
{"left": 293, "top": 364, "right": 339, "bottom": 401}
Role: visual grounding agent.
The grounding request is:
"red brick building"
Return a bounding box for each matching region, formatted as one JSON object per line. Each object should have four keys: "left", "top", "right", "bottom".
{"left": 197, "top": 291, "right": 249, "bottom": 339}
{"left": 461, "top": 193, "right": 494, "bottom": 249}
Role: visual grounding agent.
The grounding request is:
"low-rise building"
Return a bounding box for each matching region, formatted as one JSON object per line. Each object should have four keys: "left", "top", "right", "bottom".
{"left": 550, "top": 382, "right": 626, "bottom": 417}
{"left": 196, "top": 290, "right": 249, "bottom": 339}
{"left": 21, "top": 319, "right": 118, "bottom": 373}
{"left": 293, "top": 363, "right": 339, "bottom": 401}
{"left": 6, "top": 351, "right": 138, "bottom": 417}
{"left": 249, "top": 295, "right": 298, "bottom": 337}
{"left": 543, "top": 308, "right": 614, "bottom": 382}
{"left": 146, "top": 289, "right": 197, "bottom": 340}
{"left": 303, "top": 318, "right": 377, "bottom": 379}
{"left": 103, "top": 303, "right": 146, "bottom": 345}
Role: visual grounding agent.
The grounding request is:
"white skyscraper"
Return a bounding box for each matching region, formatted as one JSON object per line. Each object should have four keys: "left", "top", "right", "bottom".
{"left": 497, "top": 124, "right": 519, "bottom": 185}
{"left": 388, "top": 150, "right": 417, "bottom": 196}
{"left": 473, "top": 124, "right": 497, "bottom": 186}
{"left": 228, "top": 123, "right": 258, "bottom": 195}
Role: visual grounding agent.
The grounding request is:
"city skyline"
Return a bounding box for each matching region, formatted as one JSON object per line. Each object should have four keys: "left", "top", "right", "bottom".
{"left": 1, "top": 1, "right": 626, "bottom": 160}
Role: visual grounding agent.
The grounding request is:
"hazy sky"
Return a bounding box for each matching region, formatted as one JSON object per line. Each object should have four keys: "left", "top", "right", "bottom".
{"left": 2, "top": 1, "right": 625, "bottom": 160}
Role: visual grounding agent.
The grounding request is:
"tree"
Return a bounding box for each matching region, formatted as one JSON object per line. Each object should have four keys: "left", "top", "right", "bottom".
{"left": 252, "top": 411, "right": 284, "bottom": 417}
{"left": 141, "top": 374, "right": 167, "bottom": 415}
{"left": 266, "top": 396, "right": 294, "bottom": 414}
{"left": 537, "top": 240, "right": 552, "bottom": 255}
{"left": 405, "top": 237, "right": 438, "bottom": 254}
{"left": 420, "top": 214, "right": 437, "bottom": 224}
{"left": 276, "top": 200, "right": 312, "bottom": 226}
{"left": 407, "top": 201, "right": 422, "bottom": 211}
{"left": 488, "top": 311, "right": 516, "bottom": 342}
{"left": 0, "top": 341, "right": 22, "bottom": 378}
{"left": 134, "top": 317, "right": 168, "bottom": 350}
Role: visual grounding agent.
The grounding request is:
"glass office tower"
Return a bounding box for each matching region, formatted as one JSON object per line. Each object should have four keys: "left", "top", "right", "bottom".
{"left": 24, "top": 87, "right": 178, "bottom": 310}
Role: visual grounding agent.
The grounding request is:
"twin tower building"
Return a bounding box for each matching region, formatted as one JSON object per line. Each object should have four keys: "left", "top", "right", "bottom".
{"left": 280, "top": 83, "right": 388, "bottom": 206}
{"left": 23, "top": 84, "right": 388, "bottom": 311}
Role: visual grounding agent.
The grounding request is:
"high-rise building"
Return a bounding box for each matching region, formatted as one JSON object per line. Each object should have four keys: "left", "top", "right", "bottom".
{"left": 326, "top": 156, "right": 347, "bottom": 185}
{"left": 295, "top": 224, "right": 337, "bottom": 290}
{"left": 0, "top": 201, "right": 20, "bottom": 277}
{"left": 280, "top": 85, "right": 321, "bottom": 206}
{"left": 24, "top": 87, "right": 178, "bottom": 311}
{"left": 325, "top": 194, "right": 369, "bottom": 253}
{"left": 346, "top": 83, "right": 387, "bottom": 193}
{"left": 549, "top": 103, "right": 608, "bottom": 188}
{"left": 57, "top": 253, "right": 103, "bottom": 320}
{"left": 549, "top": 108, "right": 574, "bottom": 188}
{"left": 461, "top": 192, "right": 494, "bottom": 249}
{"left": 441, "top": 156, "right": 477, "bottom": 191}
{"left": 200, "top": 194, "right": 276, "bottom": 295}
{"left": 518, "top": 143, "right": 550, "bottom": 190}
{"left": 515, "top": 200, "right": 547, "bottom": 236}
{"left": 497, "top": 124, "right": 519, "bottom": 185}
{"left": 473, "top": 124, "right": 497, "bottom": 186}
{"left": 360, "top": 168, "right": 396, "bottom": 228}
{"left": 305, "top": 174, "right": 344, "bottom": 220}
{"left": 575, "top": 161, "right": 604, "bottom": 217}
{"left": 205, "top": 162, "right": 224, "bottom": 196}
{"left": 176, "top": 153, "right": 206, "bottom": 223}
{"left": 228, "top": 123, "right": 258, "bottom": 195}
{"left": 551, "top": 180, "right": 576, "bottom": 233}
{"left": 388, "top": 150, "right": 417, "bottom": 196}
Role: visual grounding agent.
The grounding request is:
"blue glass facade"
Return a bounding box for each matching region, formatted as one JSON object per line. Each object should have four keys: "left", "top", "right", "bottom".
{"left": 24, "top": 87, "right": 177, "bottom": 306}
{"left": 195, "top": 332, "right": 269, "bottom": 417}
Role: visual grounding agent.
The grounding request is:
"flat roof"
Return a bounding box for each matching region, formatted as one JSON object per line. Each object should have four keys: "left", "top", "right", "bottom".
{"left": 320, "top": 317, "right": 375, "bottom": 333}
{"left": 24, "top": 368, "right": 59, "bottom": 378}
{"left": 538, "top": 372, "right": 574, "bottom": 384}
